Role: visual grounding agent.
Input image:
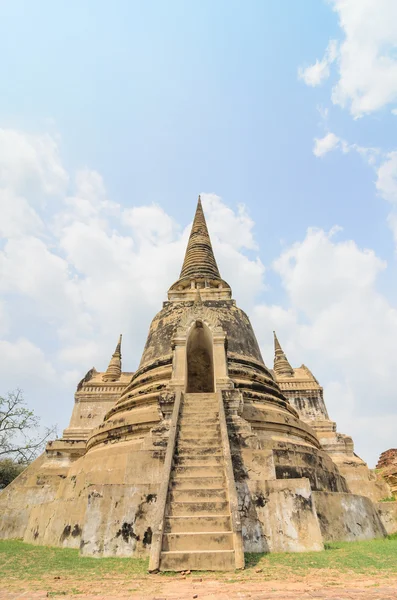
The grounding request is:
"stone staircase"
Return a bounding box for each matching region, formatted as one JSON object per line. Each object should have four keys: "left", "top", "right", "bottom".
{"left": 159, "top": 392, "right": 238, "bottom": 571}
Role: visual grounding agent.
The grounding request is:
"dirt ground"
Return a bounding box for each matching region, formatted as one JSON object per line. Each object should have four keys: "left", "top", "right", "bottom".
{"left": 1, "top": 573, "right": 397, "bottom": 600}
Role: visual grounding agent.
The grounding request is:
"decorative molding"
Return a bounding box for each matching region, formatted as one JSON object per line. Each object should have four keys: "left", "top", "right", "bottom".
{"left": 175, "top": 293, "right": 222, "bottom": 340}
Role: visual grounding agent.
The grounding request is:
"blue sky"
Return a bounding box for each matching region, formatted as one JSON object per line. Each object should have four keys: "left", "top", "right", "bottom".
{"left": 0, "top": 0, "right": 397, "bottom": 466}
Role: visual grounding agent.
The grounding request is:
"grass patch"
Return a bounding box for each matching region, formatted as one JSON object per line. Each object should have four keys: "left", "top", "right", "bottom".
{"left": 1, "top": 534, "right": 397, "bottom": 588}
{"left": 0, "top": 539, "right": 149, "bottom": 581}
{"left": 246, "top": 533, "right": 397, "bottom": 576}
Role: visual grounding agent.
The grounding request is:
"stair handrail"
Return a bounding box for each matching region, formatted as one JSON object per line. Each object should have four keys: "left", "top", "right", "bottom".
{"left": 217, "top": 390, "right": 245, "bottom": 569}
{"left": 149, "top": 389, "right": 182, "bottom": 572}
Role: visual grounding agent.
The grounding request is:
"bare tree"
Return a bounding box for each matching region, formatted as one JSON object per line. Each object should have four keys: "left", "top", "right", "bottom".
{"left": 0, "top": 389, "right": 57, "bottom": 464}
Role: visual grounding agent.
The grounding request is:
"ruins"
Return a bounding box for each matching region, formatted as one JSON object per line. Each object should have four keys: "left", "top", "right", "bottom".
{"left": 0, "top": 197, "right": 396, "bottom": 571}
{"left": 377, "top": 450, "right": 397, "bottom": 498}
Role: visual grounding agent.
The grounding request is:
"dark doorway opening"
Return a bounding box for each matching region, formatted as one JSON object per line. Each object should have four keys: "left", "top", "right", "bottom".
{"left": 186, "top": 321, "right": 214, "bottom": 393}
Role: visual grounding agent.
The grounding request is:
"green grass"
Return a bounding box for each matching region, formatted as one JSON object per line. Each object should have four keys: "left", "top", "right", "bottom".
{"left": 245, "top": 534, "right": 397, "bottom": 576}
{"left": 1, "top": 535, "right": 397, "bottom": 585}
{"left": 0, "top": 539, "right": 149, "bottom": 580}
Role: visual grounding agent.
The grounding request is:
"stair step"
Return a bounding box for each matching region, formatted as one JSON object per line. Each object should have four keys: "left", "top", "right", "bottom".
{"left": 177, "top": 447, "right": 221, "bottom": 456}
{"left": 184, "top": 393, "right": 217, "bottom": 398}
{"left": 178, "top": 437, "right": 220, "bottom": 447}
{"left": 181, "top": 406, "right": 219, "bottom": 419}
{"left": 179, "top": 425, "right": 219, "bottom": 436}
{"left": 155, "top": 391, "right": 239, "bottom": 572}
{"left": 162, "top": 532, "right": 234, "bottom": 552}
{"left": 175, "top": 455, "right": 223, "bottom": 466}
{"left": 182, "top": 400, "right": 219, "bottom": 412}
{"left": 160, "top": 550, "right": 236, "bottom": 571}
{"left": 164, "top": 515, "right": 232, "bottom": 533}
{"left": 173, "top": 465, "right": 224, "bottom": 477}
{"left": 167, "top": 500, "right": 229, "bottom": 516}
{"left": 181, "top": 416, "right": 219, "bottom": 424}
{"left": 171, "top": 476, "right": 225, "bottom": 489}
{"left": 178, "top": 434, "right": 220, "bottom": 442}
{"left": 169, "top": 488, "right": 227, "bottom": 502}
{"left": 183, "top": 402, "right": 217, "bottom": 408}
{"left": 183, "top": 396, "right": 217, "bottom": 403}
{"left": 179, "top": 425, "right": 219, "bottom": 434}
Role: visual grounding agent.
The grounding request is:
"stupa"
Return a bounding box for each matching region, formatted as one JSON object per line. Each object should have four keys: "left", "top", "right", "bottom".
{"left": 0, "top": 197, "right": 395, "bottom": 570}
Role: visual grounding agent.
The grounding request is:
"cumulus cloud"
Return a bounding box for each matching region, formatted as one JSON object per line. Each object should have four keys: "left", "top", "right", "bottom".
{"left": 298, "top": 40, "right": 338, "bottom": 87}
{"left": 296, "top": 1, "right": 397, "bottom": 465}
{"left": 313, "top": 131, "right": 381, "bottom": 165}
{"left": 123, "top": 204, "right": 179, "bottom": 245}
{"left": 202, "top": 194, "right": 265, "bottom": 308}
{"left": 332, "top": 0, "right": 397, "bottom": 116}
{"left": 0, "top": 189, "right": 44, "bottom": 238}
{"left": 312, "top": 131, "right": 397, "bottom": 249}
{"left": 376, "top": 152, "right": 397, "bottom": 204}
{"left": 253, "top": 227, "right": 397, "bottom": 466}
{"left": 2, "top": 126, "right": 397, "bottom": 468}
{"left": 0, "top": 338, "right": 61, "bottom": 430}
{"left": 0, "top": 128, "right": 68, "bottom": 197}
{"left": 299, "top": 1, "right": 397, "bottom": 117}
{"left": 0, "top": 128, "right": 265, "bottom": 434}
{"left": 374, "top": 152, "right": 397, "bottom": 244}
{"left": 313, "top": 132, "right": 342, "bottom": 157}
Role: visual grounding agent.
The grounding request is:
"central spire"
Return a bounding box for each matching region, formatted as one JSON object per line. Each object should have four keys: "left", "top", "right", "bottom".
{"left": 179, "top": 196, "right": 221, "bottom": 281}
{"left": 168, "top": 195, "right": 231, "bottom": 300}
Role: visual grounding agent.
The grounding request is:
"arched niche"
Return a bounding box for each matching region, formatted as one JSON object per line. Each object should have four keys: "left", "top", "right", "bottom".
{"left": 186, "top": 320, "right": 214, "bottom": 393}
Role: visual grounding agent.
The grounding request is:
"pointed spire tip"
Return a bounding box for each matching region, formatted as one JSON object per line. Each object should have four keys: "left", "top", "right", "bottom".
{"left": 103, "top": 333, "right": 122, "bottom": 381}
{"left": 178, "top": 195, "right": 221, "bottom": 281}
{"left": 273, "top": 331, "right": 294, "bottom": 377}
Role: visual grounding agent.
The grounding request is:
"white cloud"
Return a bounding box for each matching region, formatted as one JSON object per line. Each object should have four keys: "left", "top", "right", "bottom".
{"left": 313, "top": 132, "right": 342, "bottom": 157}
{"left": 123, "top": 204, "right": 179, "bottom": 245}
{"left": 0, "top": 189, "right": 44, "bottom": 238}
{"left": 203, "top": 194, "right": 258, "bottom": 251}
{"left": 331, "top": 0, "right": 397, "bottom": 116}
{"left": 376, "top": 151, "right": 397, "bottom": 204}
{"left": 0, "top": 129, "right": 68, "bottom": 243}
{"left": 201, "top": 194, "right": 265, "bottom": 308}
{"left": 298, "top": 40, "right": 338, "bottom": 87}
{"left": 0, "top": 339, "right": 57, "bottom": 385}
{"left": 0, "top": 236, "right": 82, "bottom": 324}
{"left": 313, "top": 132, "right": 397, "bottom": 248}
{"left": 300, "top": 1, "right": 397, "bottom": 117}
{"left": 375, "top": 152, "right": 397, "bottom": 244}
{"left": 0, "top": 128, "right": 68, "bottom": 197}
{"left": 313, "top": 127, "right": 384, "bottom": 168}
{"left": 0, "top": 129, "right": 265, "bottom": 436}
{"left": 313, "top": 131, "right": 381, "bottom": 164}
{"left": 253, "top": 227, "right": 397, "bottom": 466}
{"left": 2, "top": 126, "right": 397, "bottom": 470}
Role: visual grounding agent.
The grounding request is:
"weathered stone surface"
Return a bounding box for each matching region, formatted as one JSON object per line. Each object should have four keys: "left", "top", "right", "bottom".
{"left": 375, "top": 501, "right": 397, "bottom": 534}
{"left": 237, "top": 478, "right": 324, "bottom": 553}
{"left": 377, "top": 449, "right": 397, "bottom": 496}
{"left": 313, "top": 491, "right": 386, "bottom": 542}
{"left": 0, "top": 197, "right": 393, "bottom": 570}
{"left": 274, "top": 334, "right": 393, "bottom": 504}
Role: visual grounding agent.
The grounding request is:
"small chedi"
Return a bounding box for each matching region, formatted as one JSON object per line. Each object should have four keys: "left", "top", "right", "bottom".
{"left": 1, "top": 197, "right": 396, "bottom": 571}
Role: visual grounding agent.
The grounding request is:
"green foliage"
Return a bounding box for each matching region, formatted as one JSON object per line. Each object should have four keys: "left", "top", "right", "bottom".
{"left": 380, "top": 496, "right": 396, "bottom": 502}
{"left": 0, "top": 459, "right": 26, "bottom": 489}
{"left": 0, "top": 389, "right": 57, "bottom": 464}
